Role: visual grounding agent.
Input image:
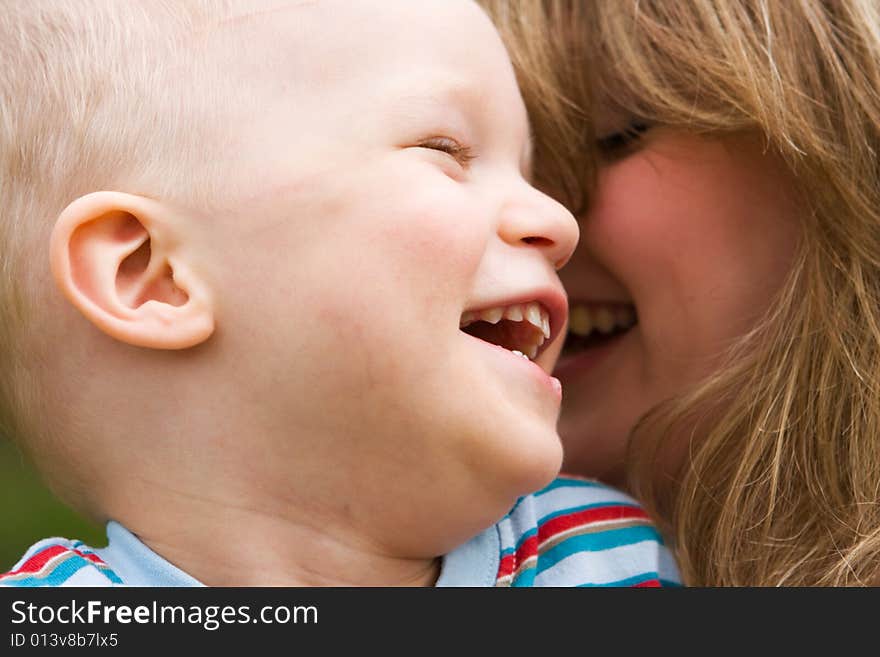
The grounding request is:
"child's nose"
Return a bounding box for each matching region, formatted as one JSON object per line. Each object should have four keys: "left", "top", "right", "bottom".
{"left": 499, "top": 186, "right": 579, "bottom": 270}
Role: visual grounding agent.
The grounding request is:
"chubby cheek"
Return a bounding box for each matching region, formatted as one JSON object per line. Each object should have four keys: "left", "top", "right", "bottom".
{"left": 589, "top": 136, "right": 800, "bottom": 388}
{"left": 214, "top": 173, "right": 486, "bottom": 416}
{"left": 313, "top": 195, "right": 492, "bottom": 396}
{"left": 560, "top": 134, "right": 801, "bottom": 484}
{"left": 375, "top": 207, "right": 487, "bottom": 308}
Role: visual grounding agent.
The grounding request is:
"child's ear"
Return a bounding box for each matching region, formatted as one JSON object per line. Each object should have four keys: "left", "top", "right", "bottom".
{"left": 49, "top": 191, "right": 214, "bottom": 349}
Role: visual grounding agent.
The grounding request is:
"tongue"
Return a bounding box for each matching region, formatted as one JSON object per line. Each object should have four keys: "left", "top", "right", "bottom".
{"left": 462, "top": 319, "right": 537, "bottom": 353}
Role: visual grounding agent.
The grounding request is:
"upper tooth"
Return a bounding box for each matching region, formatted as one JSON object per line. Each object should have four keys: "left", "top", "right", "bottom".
{"left": 594, "top": 307, "right": 615, "bottom": 334}
{"left": 460, "top": 301, "right": 551, "bottom": 346}
{"left": 569, "top": 305, "right": 593, "bottom": 336}
{"left": 524, "top": 302, "right": 543, "bottom": 333}
{"left": 567, "top": 303, "right": 637, "bottom": 336}
{"left": 479, "top": 307, "right": 504, "bottom": 324}
{"left": 504, "top": 305, "right": 524, "bottom": 322}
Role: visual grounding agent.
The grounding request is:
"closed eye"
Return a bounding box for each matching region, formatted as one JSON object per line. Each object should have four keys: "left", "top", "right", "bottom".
{"left": 596, "top": 122, "right": 649, "bottom": 160}
{"left": 417, "top": 136, "right": 475, "bottom": 167}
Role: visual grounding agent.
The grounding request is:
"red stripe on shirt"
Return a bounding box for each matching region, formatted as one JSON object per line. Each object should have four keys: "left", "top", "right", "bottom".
{"left": 0, "top": 545, "right": 69, "bottom": 578}
{"left": 513, "top": 534, "right": 538, "bottom": 569}
{"left": 539, "top": 505, "right": 650, "bottom": 543}
{"left": 497, "top": 554, "right": 515, "bottom": 580}
{"left": 0, "top": 545, "right": 108, "bottom": 580}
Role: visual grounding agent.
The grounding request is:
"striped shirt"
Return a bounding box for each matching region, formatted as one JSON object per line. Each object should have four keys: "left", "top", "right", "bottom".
{"left": 492, "top": 476, "right": 679, "bottom": 586}
{"left": 1, "top": 476, "right": 680, "bottom": 587}
{"left": 0, "top": 540, "right": 123, "bottom": 587}
{"left": 436, "top": 475, "right": 679, "bottom": 586}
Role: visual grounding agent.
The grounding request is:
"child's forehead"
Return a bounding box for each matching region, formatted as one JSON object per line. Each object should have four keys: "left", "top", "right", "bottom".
{"left": 191, "top": 0, "right": 531, "bottom": 168}
{"left": 213, "top": 0, "right": 483, "bottom": 37}
{"left": 212, "top": 0, "right": 319, "bottom": 31}
{"left": 200, "top": 0, "right": 512, "bottom": 110}
{"left": 207, "top": 0, "right": 498, "bottom": 68}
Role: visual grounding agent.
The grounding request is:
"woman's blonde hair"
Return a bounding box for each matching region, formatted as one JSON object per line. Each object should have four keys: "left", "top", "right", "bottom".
{"left": 482, "top": 0, "right": 880, "bottom": 586}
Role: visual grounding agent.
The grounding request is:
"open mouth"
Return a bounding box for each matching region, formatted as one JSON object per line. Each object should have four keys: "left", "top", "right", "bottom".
{"left": 460, "top": 301, "right": 551, "bottom": 361}
{"left": 561, "top": 302, "right": 636, "bottom": 356}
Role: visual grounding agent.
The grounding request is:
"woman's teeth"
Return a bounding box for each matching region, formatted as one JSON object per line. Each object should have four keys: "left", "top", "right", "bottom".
{"left": 460, "top": 301, "right": 551, "bottom": 360}
{"left": 568, "top": 303, "right": 636, "bottom": 338}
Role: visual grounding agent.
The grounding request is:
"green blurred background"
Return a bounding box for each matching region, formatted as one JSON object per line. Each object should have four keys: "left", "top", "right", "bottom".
{"left": 0, "top": 438, "right": 104, "bottom": 572}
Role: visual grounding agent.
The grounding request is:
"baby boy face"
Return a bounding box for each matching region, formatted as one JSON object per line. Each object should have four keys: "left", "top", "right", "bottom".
{"left": 196, "top": 0, "right": 578, "bottom": 552}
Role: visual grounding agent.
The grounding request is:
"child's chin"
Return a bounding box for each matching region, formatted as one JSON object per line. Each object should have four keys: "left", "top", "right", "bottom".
{"left": 499, "top": 429, "right": 564, "bottom": 497}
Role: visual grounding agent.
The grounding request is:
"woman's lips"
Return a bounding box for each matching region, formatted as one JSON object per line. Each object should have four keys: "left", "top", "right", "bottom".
{"left": 553, "top": 326, "right": 634, "bottom": 382}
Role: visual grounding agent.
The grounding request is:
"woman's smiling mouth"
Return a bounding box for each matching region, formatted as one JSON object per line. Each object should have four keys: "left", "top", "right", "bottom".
{"left": 561, "top": 301, "right": 637, "bottom": 356}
